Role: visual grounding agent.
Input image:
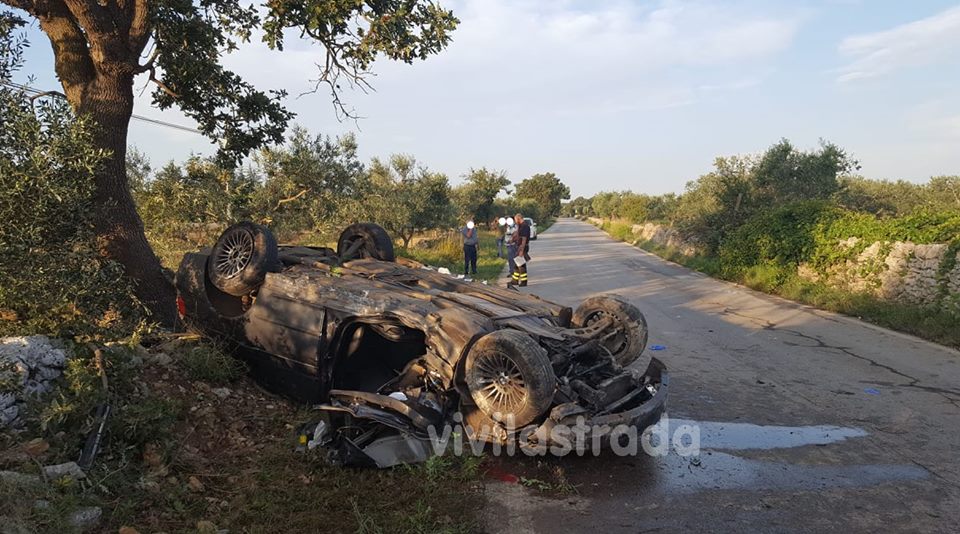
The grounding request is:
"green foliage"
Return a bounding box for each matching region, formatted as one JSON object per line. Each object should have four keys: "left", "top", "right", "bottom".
{"left": 810, "top": 210, "right": 960, "bottom": 271}
{"left": 0, "top": 12, "right": 24, "bottom": 82}
{"left": 836, "top": 175, "right": 960, "bottom": 217}
{"left": 587, "top": 136, "right": 960, "bottom": 348}
{"left": 600, "top": 220, "right": 636, "bottom": 243}
{"left": 453, "top": 168, "right": 511, "bottom": 223}
{"left": 138, "top": 156, "right": 258, "bottom": 226}
{"left": 717, "top": 200, "right": 960, "bottom": 282}
{"left": 363, "top": 155, "right": 455, "bottom": 247}
{"left": 753, "top": 139, "right": 856, "bottom": 204}
{"left": 514, "top": 172, "right": 570, "bottom": 219}
{"left": 492, "top": 196, "right": 544, "bottom": 224}
{"left": 561, "top": 196, "right": 593, "bottom": 217}
{"left": 253, "top": 127, "right": 365, "bottom": 234}
{"left": 0, "top": 27, "right": 144, "bottom": 338}
{"left": 591, "top": 141, "right": 857, "bottom": 252}
{"left": 590, "top": 191, "right": 622, "bottom": 219}
{"left": 147, "top": 0, "right": 459, "bottom": 166}
{"left": 718, "top": 201, "right": 840, "bottom": 278}
{"left": 23, "top": 344, "right": 180, "bottom": 459}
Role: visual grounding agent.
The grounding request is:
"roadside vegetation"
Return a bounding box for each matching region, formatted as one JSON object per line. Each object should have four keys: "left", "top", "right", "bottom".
{"left": 568, "top": 140, "right": 960, "bottom": 348}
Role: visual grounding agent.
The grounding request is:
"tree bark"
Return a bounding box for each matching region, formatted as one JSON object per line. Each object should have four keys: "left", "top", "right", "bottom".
{"left": 79, "top": 72, "right": 177, "bottom": 326}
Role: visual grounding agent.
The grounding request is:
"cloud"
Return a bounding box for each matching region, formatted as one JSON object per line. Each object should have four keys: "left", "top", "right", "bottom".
{"left": 837, "top": 5, "right": 960, "bottom": 83}
{"left": 223, "top": 0, "right": 802, "bottom": 119}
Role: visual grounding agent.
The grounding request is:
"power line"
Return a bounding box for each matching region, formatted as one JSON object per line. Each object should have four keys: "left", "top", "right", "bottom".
{"left": 0, "top": 80, "right": 204, "bottom": 135}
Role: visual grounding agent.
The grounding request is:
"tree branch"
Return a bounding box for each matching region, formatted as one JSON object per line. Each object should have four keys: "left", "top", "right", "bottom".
{"left": 32, "top": 0, "right": 95, "bottom": 104}
{"left": 147, "top": 65, "right": 178, "bottom": 98}
{"left": 296, "top": 28, "right": 373, "bottom": 121}
{"left": 62, "top": 0, "right": 137, "bottom": 73}
{"left": 275, "top": 189, "right": 311, "bottom": 210}
{"left": 28, "top": 89, "right": 66, "bottom": 102}
{"left": 125, "top": 0, "right": 150, "bottom": 54}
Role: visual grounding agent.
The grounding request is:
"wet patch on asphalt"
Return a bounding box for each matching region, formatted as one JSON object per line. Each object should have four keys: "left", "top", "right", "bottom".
{"left": 666, "top": 418, "right": 868, "bottom": 450}
{"left": 656, "top": 450, "right": 928, "bottom": 493}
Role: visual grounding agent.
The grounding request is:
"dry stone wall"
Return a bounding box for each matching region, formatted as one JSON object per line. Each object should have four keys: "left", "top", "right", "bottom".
{"left": 801, "top": 239, "right": 960, "bottom": 310}
{"left": 587, "top": 218, "right": 700, "bottom": 256}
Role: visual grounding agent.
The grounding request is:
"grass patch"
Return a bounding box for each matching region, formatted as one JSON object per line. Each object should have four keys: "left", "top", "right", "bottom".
{"left": 600, "top": 220, "right": 635, "bottom": 243}
{"left": 400, "top": 230, "right": 507, "bottom": 283}
{"left": 207, "top": 445, "right": 483, "bottom": 534}
{"left": 179, "top": 343, "right": 246, "bottom": 384}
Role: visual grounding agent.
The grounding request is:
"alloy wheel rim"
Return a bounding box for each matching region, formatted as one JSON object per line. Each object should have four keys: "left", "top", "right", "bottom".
{"left": 214, "top": 230, "right": 255, "bottom": 279}
{"left": 474, "top": 350, "right": 527, "bottom": 415}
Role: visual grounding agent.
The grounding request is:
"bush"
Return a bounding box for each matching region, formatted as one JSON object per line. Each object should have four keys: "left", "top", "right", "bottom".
{"left": 718, "top": 201, "right": 839, "bottom": 279}
{"left": 716, "top": 200, "right": 960, "bottom": 290}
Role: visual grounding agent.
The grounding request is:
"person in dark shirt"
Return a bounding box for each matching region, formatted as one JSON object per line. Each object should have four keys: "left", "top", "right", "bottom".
{"left": 508, "top": 213, "right": 531, "bottom": 287}
{"left": 461, "top": 220, "right": 479, "bottom": 277}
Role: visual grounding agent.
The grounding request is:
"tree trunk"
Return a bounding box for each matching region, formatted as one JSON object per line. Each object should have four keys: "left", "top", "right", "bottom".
{"left": 78, "top": 73, "right": 177, "bottom": 326}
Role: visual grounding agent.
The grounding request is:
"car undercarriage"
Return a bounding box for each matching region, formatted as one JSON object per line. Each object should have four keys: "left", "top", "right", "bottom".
{"left": 175, "top": 222, "right": 668, "bottom": 467}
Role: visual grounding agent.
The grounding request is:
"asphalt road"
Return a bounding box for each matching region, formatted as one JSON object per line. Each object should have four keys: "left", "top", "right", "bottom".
{"left": 483, "top": 218, "right": 960, "bottom": 533}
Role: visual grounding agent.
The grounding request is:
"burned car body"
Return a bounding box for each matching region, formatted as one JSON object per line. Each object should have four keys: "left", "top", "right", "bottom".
{"left": 176, "top": 222, "right": 668, "bottom": 466}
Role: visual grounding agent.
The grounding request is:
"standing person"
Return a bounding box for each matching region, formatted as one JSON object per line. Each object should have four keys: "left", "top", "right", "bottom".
{"left": 461, "top": 220, "right": 479, "bottom": 278}
{"left": 508, "top": 213, "right": 531, "bottom": 287}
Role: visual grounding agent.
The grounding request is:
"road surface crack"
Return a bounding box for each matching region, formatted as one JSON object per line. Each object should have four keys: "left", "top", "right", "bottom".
{"left": 718, "top": 306, "right": 960, "bottom": 409}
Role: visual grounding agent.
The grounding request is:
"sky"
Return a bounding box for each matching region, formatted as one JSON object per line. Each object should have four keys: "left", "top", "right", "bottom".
{"left": 11, "top": 0, "right": 960, "bottom": 197}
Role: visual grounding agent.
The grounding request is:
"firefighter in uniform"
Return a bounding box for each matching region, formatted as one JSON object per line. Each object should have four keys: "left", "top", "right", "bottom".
{"left": 508, "top": 213, "right": 531, "bottom": 287}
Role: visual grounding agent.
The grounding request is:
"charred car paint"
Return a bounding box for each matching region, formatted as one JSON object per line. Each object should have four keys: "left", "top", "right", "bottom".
{"left": 175, "top": 222, "right": 668, "bottom": 467}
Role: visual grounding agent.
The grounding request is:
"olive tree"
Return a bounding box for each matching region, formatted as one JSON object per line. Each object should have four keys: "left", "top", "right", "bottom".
{"left": 514, "top": 172, "right": 570, "bottom": 219}
{"left": 0, "top": 1, "right": 458, "bottom": 324}
{"left": 453, "top": 167, "right": 510, "bottom": 223}
{"left": 252, "top": 127, "right": 364, "bottom": 235}
{"left": 365, "top": 154, "right": 453, "bottom": 248}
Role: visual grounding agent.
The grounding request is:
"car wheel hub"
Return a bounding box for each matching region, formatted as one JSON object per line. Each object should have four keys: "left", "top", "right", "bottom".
{"left": 474, "top": 350, "right": 527, "bottom": 414}
{"left": 215, "top": 231, "right": 254, "bottom": 279}
{"left": 587, "top": 311, "right": 628, "bottom": 355}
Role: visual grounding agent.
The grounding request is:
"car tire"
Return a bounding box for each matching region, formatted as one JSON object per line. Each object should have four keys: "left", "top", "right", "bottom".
{"left": 465, "top": 330, "right": 556, "bottom": 427}
{"left": 337, "top": 223, "right": 395, "bottom": 262}
{"left": 573, "top": 295, "right": 649, "bottom": 368}
{"left": 207, "top": 222, "right": 279, "bottom": 297}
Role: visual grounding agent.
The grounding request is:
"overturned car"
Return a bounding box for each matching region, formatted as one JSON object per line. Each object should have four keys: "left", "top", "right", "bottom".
{"left": 176, "top": 222, "right": 668, "bottom": 466}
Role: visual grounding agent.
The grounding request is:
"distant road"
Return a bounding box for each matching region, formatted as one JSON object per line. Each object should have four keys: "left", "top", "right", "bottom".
{"left": 484, "top": 218, "right": 960, "bottom": 533}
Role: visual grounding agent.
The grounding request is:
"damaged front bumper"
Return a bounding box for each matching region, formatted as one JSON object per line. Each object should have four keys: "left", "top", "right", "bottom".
{"left": 307, "top": 358, "right": 668, "bottom": 467}
{"left": 520, "top": 357, "right": 668, "bottom": 453}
